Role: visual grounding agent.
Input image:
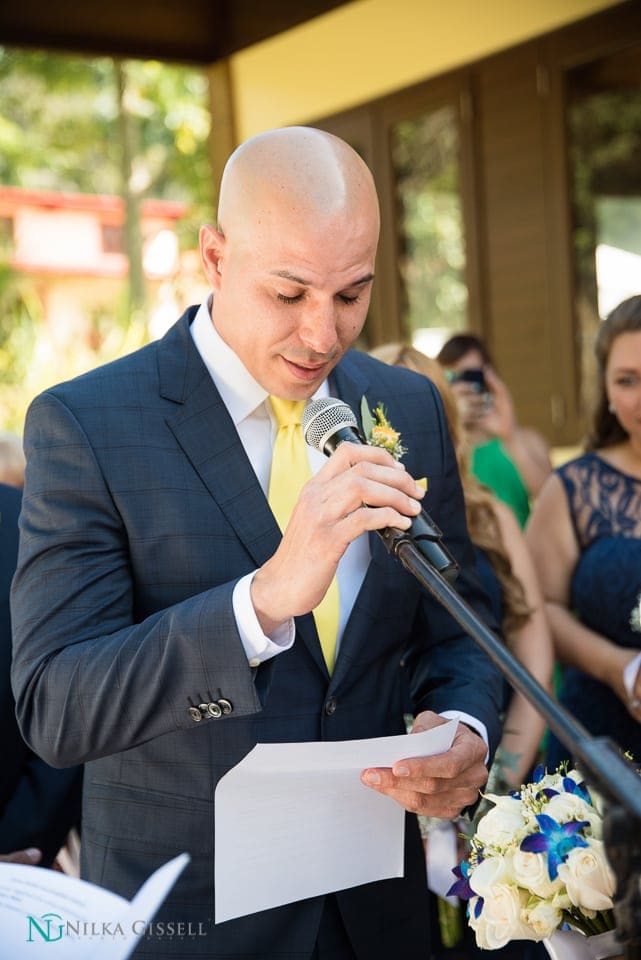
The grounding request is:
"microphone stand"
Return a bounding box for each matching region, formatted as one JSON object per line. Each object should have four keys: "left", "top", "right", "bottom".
{"left": 378, "top": 526, "right": 641, "bottom": 960}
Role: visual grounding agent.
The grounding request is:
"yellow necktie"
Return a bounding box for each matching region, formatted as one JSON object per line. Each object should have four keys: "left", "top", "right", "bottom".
{"left": 267, "top": 397, "right": 340, "bottom": 674}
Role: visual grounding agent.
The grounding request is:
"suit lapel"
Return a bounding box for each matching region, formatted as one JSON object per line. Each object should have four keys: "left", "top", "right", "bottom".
{"left": 158, "top": 313, "right": 281, "bottom": 571}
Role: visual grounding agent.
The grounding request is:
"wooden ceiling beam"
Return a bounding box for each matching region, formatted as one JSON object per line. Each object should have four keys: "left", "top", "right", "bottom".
{"left": 0, "top": 0, "right": 350, "bottom": 64}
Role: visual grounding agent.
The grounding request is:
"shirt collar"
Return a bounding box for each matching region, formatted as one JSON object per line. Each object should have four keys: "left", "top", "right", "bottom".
{"left": 190, "top": 296, "right": 268, "bottom": 426}
{"left": 190, "top": 295, "right": 329, "bottom": 425}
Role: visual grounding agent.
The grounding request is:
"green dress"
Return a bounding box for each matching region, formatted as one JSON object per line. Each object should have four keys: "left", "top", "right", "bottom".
{"left": 471, "top": 437, "right": 530, "bottom": 527}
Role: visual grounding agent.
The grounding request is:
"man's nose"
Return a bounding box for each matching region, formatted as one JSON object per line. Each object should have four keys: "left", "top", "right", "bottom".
{"left": 298, "top": 302, "right": 339, "bottom": 355}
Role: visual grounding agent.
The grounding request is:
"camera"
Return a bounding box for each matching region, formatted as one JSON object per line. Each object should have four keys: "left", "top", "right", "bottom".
{"left": 446, "top": 368, "right": 487, "bottom": 393}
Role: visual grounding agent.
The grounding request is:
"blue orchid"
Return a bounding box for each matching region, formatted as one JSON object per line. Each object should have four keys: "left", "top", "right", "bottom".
{"left": 529, "top": 764, "right": 592, "bottom": 804}
{"left": 541, "top": 775, "right": 592, "bottom": 803}
{"left": 448, "top": 864, "right": 485, "bottom": 918}
{"left": 530, "top": 765, "right": 560, "bottom": 800}
{"left": 520, "top": 813, "right": 589, "bottom": 880}
{"left": 447, "top": 860, "right": 475, "bottom": 900}
{"left": 561, "top": 776, "right": 592, "bottom": 805}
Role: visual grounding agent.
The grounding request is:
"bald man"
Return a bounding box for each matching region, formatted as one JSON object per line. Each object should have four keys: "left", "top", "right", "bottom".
{"left": 11, "top": 127, "right": 503, "bottom": 959}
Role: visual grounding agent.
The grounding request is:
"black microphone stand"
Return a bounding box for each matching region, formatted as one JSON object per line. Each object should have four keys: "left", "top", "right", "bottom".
{"left": 378, "top": 526, "right": 641, "bottom": 960}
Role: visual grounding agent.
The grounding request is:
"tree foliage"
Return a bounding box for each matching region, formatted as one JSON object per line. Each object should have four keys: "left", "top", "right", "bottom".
{"left": 0, "top": 48, "right": 212, "bottom": 212}
{"left": 0, "top": 47, "right": 214, "bottom": 433}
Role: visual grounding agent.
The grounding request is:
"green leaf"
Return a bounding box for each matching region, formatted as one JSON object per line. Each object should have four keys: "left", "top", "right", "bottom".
{"left": 360, "top": 395, "right": 375, "bottom": 441}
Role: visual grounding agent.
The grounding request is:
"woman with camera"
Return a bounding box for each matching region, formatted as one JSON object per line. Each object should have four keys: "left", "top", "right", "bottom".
{"left": 436, "top": 333, "right": 551, "bottom": 526}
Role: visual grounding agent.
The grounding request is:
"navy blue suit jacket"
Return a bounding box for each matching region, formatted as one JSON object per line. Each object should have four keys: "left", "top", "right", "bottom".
{"left": 11, "top": 308, "right": 503, "bottom": 957}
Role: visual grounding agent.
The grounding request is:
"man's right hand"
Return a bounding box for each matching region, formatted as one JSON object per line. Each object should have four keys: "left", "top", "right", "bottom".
{"left": 251, "top": 441, "right": 425, "bottom": 635}
{"left": 0, "top": 847, "right": 42, "bottom": 864}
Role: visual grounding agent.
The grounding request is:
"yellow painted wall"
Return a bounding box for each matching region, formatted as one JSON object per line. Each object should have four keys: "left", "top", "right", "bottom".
{"left": 231, "top": 0, "right": 623, "bottom": 140}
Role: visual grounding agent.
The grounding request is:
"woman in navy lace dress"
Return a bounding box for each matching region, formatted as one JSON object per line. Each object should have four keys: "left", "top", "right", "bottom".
{"left": 527, "top": 295, "right": 641, "bottom": 768}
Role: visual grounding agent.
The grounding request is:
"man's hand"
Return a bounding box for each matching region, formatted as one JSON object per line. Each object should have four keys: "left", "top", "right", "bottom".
{"left": 251, "top": 442, "right": 425, "bottom": 635}
{"left": 0, "top": 847, "right": 42, "bottom": 865}
{"left": 360, "top": 712, "right": 488, "bottom": 819}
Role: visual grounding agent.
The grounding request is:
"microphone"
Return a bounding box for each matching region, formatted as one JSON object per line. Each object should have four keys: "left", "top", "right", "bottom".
{"left": 302, "top": 397, "right": 459, "bottom": 581}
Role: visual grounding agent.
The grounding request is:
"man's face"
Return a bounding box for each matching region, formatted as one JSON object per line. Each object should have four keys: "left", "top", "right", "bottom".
{"left": 200, "top": 206, "right": 377, "bottom": 400}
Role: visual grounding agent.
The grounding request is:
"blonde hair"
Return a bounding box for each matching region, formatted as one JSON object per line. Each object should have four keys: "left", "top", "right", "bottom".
{"left": 0, "top": 431, "right": 25, "bottom": 488}
{"left": 370, "top": 342, "right": 531, "bottom": 632}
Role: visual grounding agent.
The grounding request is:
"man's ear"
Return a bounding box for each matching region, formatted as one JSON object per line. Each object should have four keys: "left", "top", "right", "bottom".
{"left": 199, "top": 225, "right": 225, "bottom": 290}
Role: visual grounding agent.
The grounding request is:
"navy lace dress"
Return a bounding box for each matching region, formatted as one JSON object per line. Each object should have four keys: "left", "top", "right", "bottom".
{"left": 546, "top": 453, "right": 641, "bottom": 770}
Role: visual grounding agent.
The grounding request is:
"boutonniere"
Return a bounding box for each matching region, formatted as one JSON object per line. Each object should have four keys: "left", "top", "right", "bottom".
{"left": 360, "top": 396, "right": 407, "bottom": 462}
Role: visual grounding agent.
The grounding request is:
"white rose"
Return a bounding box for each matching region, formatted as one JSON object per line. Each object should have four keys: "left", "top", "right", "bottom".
{"left": 476, "top": 797, "right": 526, "bottom": 849}
{"left": 522, "top": 897, "right": 563, "bottom": 938}
{"left": 468, "top": 885, "right": 538, "bottom": 949}
{"left": 556, "top": 840, "right": 615, "bottom": 912}
{"left": 511, "top": 849, "right": 564, "bottom": 899}
{"left": 469, "top": 855, "right": 512, "bottom": 897}
{"left": 543, "top": 793, "right": 601, "bottom": 836}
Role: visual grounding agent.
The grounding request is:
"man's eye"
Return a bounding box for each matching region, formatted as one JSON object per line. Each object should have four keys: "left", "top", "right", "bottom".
{"left": 339, "top": 294, "right": 359, "bottom": 305}
{"left": 277, "top": 293, "right": 303, "bottom": 304}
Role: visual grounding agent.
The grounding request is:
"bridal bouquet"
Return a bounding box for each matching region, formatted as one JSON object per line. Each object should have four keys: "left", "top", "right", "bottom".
{"left": 448, "top": 765, "right": 616, "bottom": 950}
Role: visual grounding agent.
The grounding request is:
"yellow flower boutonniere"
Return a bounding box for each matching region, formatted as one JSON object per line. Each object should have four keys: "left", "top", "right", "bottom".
{"left": 360, "top": 397, "right": 407, "bottom": 461}
{"left": 359, "top": 398, "right": 429, "bottom": 490}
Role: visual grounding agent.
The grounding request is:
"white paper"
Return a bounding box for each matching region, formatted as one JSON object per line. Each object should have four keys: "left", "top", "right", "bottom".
{"left": 214, "top": 721, "right": 457, "bottom": 922}
{"left": 0, "top": 852, "right": 189, "bottom": 958}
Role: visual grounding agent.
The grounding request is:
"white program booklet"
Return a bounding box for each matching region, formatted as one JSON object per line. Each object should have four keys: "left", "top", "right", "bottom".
{"left": 0, "top": 852, "right": 189, "bottom": 958}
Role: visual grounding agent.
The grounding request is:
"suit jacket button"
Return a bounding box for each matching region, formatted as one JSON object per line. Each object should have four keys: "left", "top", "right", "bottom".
{"left": 207, "top": 701, "right": 222, "bottom": 718}
{"left": 325, "top": 697, "right": 337, "bottom": 716}
{"left": 189, "top": 706, "right": 203, "bottom": 722}
{"left": 218, "top": 699, "right": 233, "bottom": 715}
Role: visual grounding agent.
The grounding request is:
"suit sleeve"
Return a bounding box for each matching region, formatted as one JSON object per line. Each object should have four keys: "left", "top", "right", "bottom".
{"left": 10, "top": 392, "right": 264, "bottom": 768}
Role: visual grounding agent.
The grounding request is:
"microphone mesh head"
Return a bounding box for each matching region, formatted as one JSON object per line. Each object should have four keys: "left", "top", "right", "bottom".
{"left": 302, "top": 397, "right": 359, "bottom": 452}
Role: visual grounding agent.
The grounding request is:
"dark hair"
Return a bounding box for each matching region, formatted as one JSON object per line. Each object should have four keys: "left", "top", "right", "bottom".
{"left": 586, "top": 295, "right": 641, "bottom": 451}
{"left": 436, "top": 333, "right": 494, "bottom": 368}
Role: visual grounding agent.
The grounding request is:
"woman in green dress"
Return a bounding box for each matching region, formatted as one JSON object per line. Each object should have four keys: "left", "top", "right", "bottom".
{"left": 437, "top": 333, "right": 551, "bottom": 527}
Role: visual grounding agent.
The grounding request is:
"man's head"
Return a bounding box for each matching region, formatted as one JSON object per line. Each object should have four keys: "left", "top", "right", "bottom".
{"left": 199, "top": 126, "right": 380, "bottom": 400}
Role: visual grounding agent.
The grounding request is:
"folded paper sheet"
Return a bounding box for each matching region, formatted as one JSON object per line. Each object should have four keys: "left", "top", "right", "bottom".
{"left": 214, "top": 721, "right": 457, "bottom": 922}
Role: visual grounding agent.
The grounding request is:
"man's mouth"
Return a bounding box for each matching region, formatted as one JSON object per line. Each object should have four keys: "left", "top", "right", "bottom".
{"left": 282, "top": 357, "right": 330, "bottom": 380}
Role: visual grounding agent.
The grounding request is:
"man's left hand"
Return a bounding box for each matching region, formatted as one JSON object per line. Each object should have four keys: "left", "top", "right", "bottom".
{"left": 360, "top": 712, "right": 488, "bottom": 819}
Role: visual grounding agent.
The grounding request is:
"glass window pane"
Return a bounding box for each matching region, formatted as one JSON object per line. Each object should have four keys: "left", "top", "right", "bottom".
{"left": 567, "top": 51, "right": 641, "bottom": 415}
{"left": 390, "top": 105, "right": 468, "bottom": 356}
